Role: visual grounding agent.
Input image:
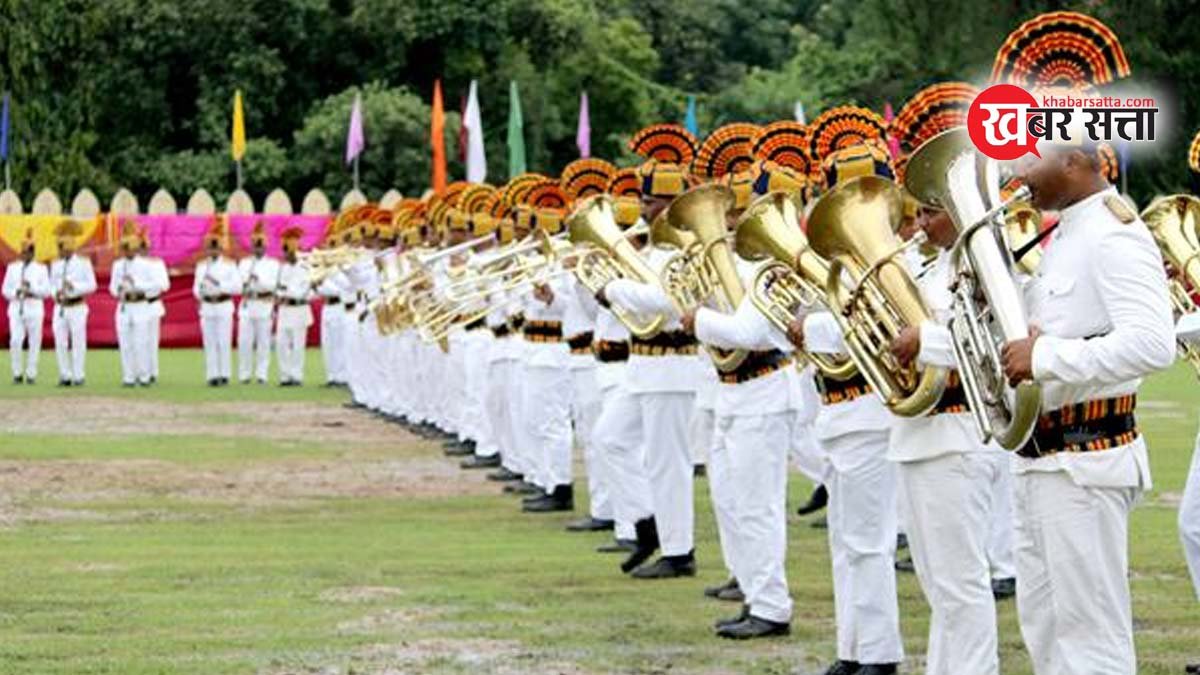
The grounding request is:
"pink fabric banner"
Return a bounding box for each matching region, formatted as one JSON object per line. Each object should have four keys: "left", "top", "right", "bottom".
{"left": 135, "top": 214, "right": 216, "bottom": 267}
{"left": 228, "top": 214, "right": 331, "bottom": 257}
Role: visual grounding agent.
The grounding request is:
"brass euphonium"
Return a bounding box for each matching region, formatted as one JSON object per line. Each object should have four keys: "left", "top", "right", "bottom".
{"left": 567, "top": 194, "right": 666, "bottom": 338}
{"left": 660, "top": 184, "right": 748, "bottom": 371}
{"left": 733, "top": 191, "right": 857, "bottom": 379}
{"left": 904, "top": 126, "right": 1041, "bottom": 448}
{"left": 807, "top": 175, "right": 948, "bottom": 417}
{"left": 1141, "top": 194, "right": 1200, "bottom": 376}
{"left": 1005, "top": 200, "right": 1044, "bottom": 275}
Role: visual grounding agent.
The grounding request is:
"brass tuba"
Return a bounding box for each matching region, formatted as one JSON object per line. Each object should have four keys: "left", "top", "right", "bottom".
{"left": 904, "top": 126, "right": 1041, "bottom": 448}
{"left": 661, "top": 184, "right": 747, "bottom": 371}
{"left": 807, "top": 175, "right": 948, "bottom": 416}
{"left": 567, "top": 194, "right": 666, "bottom": 338}
{"left": 734, "top": 191, "right": 857, "bottom": 379}
{"left": 1141, "top": 194, "right": 1200, "bottom": 376}
{"left": 1005, "top": 200, "right": 1044, "bottom": 275}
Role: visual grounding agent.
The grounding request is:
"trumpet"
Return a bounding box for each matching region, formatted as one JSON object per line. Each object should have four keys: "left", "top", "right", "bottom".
{"left": 734, "top": 191, "right": 857, "bottom": 379}
{"left": 904, "top": 126, "right": 1041, "bottom": 447}
{"left": 418, "top": 232, "right": 496, "bottom": 267}
{"left": 567, "top": 195, "right": 667, "bottom": 339}
{"left": 299, "top": 246, "right": 369, "bottom": 284}
{"left": 1142, "top": 194, "right": 1200, "bottom": 376}
{"left": 808, "top": 175, "right": 949, "bottom": 417}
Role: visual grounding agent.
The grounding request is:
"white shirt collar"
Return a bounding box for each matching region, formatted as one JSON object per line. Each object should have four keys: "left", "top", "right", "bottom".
{"left": 1057, "top": 186, "right": 1116, "bottom": 229}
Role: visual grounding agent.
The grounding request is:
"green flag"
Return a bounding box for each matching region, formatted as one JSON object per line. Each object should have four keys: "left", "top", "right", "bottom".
{"left": 507, "top": 80, "right": 526, "bottom": 178}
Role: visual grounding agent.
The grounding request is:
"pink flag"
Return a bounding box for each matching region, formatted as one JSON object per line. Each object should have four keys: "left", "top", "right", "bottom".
{"left": 345, "top": 92, "right": 365, "bottom": 165}
{"left": 576, "top": 91, "right": 590, "bottom": 158}
{"left": 883, "top": 101, "right": 901, "bottom": 159}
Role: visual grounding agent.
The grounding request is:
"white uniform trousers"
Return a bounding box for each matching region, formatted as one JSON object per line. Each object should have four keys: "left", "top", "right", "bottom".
{"left": 237, "top": 312, "right": 272, "bottom": 382}
{"left": 899, "top": 453, "right": 1001, "bottom": 675}
{"left": 465, "top": 334, "right": 496, "bottom": 454}
{"left": 698, "top": 406, "right": 737, "bottom": 577}
{"left": 52, "top": 305, "right": 88, "bottom": 382}
{"left": 321, "top": 306, "right": 345, "bottom": 384}
{"left": 148, "top": 313, "right": 161, "bottom": 378}
{"left": 8, "top": 311, "right": 42, "bottom": 379}
{"left": 448, "top": 339, "right": 470, "bottom": 440}
{"left": 712, "top": 411, "right": 794, "bottom": 623}
{"left": 275, "top": 319, "right": 307, "bottom": 383}
{"left": 345, "top": 316, "right": 366, "bottom": 404}
{"left": 1182, "top": 426, "right": 1200, "bottom": 600}
{"left": 571, "top": 366, "right": 608, "bottom": 518}
{"left": 790, "top": 421, "right": 830, "bottom": 485}
{"left": 483, "top": 358, "right": 516, "bottom": 460}
{"left": 985, "top": 452, "right": 1017, "bottom": 580}
{"left": 1014, "top": 470, "right": 1139, "bottom": 675}
{"left": 505, "top": 361, "right": 531, "bottom": 477}
{"left": 117, "top": 305, "right": 153, "bottom": 384}
{"left": 826, "top": 430, "right": 904, "bottom": 665}
{"left": 200, "top": 313, "right": 234, "bottom": 381}
{"left": 592, "top": 383, "right": 656, "bottom": 531}
{"left": 523, "top": 364, "right": 574, "bottom": 489}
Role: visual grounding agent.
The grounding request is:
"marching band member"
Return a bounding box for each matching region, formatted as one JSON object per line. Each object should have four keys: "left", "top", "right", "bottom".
{"left": 275, "top": 227, "right": 312, "bottom": 386}
{"left": 501, "top": 200, "right": 538, "bottom": 493}
{"left": 316, "top": 224, "right": 348, "bottom": 387}
{"left": 139, "top": 229, "right": 169, "bottom": 383}
{"left": 595, "top": 124, "right": 702, "bottom": 578}
{"left": 792, "top": 115, "right": 905, "bottom": 675}
{"left": 237, "top": 222, "right": 279, "bottom": 384}
{"left": 3, "top": 229, "right": 49, "bottom": 384}
{"left": 481, "top": 209, "right": 526, "bottom": 483}
{"left": 194, "top": 220, "right": 241, "bottom": 386}
{"left": 108, "top": 224, "right": 160, "bottom": 387}
{"left": 49, "top": 219, "right": 96, "bottom": 386}
{"left": 109, "top": 224, "right": 140, "bottom": 386}
{"left": 1003, "top": 140, "right": 1174, "bottom": 674}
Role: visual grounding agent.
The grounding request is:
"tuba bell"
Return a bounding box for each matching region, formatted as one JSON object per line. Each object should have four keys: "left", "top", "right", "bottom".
{"left": 904, "top": 126, "right": 1041, "bottom": 448}
{"left": 807, "top": 175, "right": 949, "bottom": 416}
{"left": 733, "top": 191, "right": 857, "bottom": 379}
{"left": 567, "top": 194, "right": 666, "bottom": 338}
{"left": 1005, "top": 200, "right": 1044, "bottom": 275}
{"left": 1141, "top": 194, "right": 1200, "bottom": 376}
{"left": 661, "top": 183, "right": 748, "bottom": 372}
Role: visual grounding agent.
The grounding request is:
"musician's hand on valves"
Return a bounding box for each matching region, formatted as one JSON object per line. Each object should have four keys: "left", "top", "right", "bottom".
{"left": 1002, "top": 325, "right": 1041, "bottom": 386}
{"left": 785, "top": 317, "right": 805, "bottom": 351}
{"left": 680, "top": 310, "right": 697, "bottom": 335}
{"left": 890, "top": 325, "right": 921, "bottom": 366}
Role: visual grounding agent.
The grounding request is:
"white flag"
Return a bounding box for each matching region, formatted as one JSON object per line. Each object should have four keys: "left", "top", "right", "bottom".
{"left": 464, "top": 80, "right": 487, "bottom": 183}
{"left": 794, "top": 101, "right": 806, "bottom": 124}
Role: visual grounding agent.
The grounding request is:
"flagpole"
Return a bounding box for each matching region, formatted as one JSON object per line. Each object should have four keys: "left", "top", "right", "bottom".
{"left": 236, "top": 161, "right": 243, "bottom": 191}
{"left": 353, "top": 155, "right": 360, "bottom": 191}
{"left": 3, "top": 161, "right": 9, "bottom": 192}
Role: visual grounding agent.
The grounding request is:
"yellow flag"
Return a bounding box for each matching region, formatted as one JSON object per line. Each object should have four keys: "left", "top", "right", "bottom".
{"left": 231, "top": 89, "right": 246, "bottom": 161}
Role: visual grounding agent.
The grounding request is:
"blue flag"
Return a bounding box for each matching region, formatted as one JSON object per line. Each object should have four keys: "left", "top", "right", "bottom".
{"left": 0, "top": 92, "right": 9, "bottom": 161}
{"left": 684, "top": 96, "right": 698, "bottom": 136}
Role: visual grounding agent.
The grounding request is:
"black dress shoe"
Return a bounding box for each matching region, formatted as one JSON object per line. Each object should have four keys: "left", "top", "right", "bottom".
{"left": 207, "top": 379, "right": 219, "bottom": 387}
{"left": 12, "top": 375, "right": 23, "bottom": 385}
{"left": 73, "top": 379, "right": 84, "bottom": 387}
{"left": 797, "top": 484, "right": 828, "bottom": 516}
{"left": 896, "top": 533, "right": 908, "bottom": 550}
{"left": 565, "top": 517, "right": 615, "bottom": 532}
{"left": 487, "top": 467, "right": 522, "bottom": 482}
{"left": 716, "top": 614, "right": 790, "bottom": 640}
{"left": 693, "top": 464, "right": 706, "bottom": 477}
{"left": 712, "top": 604, "right": 749, "bottom": 629}
{"left": 991, "top": 576, "right": 1016, "bottom": 600}
{"left": 620, "top": 518, "right": 660, "bottom": 573}
{"left": 895, "top": 555, "right": 915, "bottom": 573}
{"left": 854, "top": 664, "right": 897, "bottom": 675}
{"left": 523, "top": 484, "right": 574, "bottom": 513}
{"left": 810, "top": 515, "right": 828, "bottom": 529}
{"left": 630, "top": 552, "right": 696, "bottom": 579}
{"left": 704, "top": 577, "right": 738, "bottom": 599}
{"left": 597, "top": 538, "right": 637, "bottom": 554}
{"left": 717, "top": 585, "right": 745, "bottom": 602}
{"left": 821, "top": 660, "right": 861, "bottom": 675}
{"left": 1186, "top": 662, "right": 1200, "bottom": 674}
{"left": 58, "top": 379, "right": 72, "bottom": 387}
{"left": 461, "top": 454, "right": 501, "bottom": 469}
{"left": 444, "top": 442, "right": 474, "bottom": 457}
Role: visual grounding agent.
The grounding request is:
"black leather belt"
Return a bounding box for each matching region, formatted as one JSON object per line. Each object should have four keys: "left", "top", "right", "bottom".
{"left": 245, "top": 292, "right": 274, "bottom": 301}
{"left": 281, "top": 298, "right": 307, "bottom": 306}
{"left": 595, "top": 340, "right": 630, "bottom": 363}
{"left": 816, "top": 372, "right": 873, "bottom": 405}
{"left": 58, "top": 297, "right": 86, "bottom": 307}
{"left": 1017, "top": 394, "right": 1138, "bottom": 459}
{"left": 122, "top": 292, "right": 146, "bottom": 303}
{"left": 630, "top": 330, "right": 698, "bottom": 356}
{"left": 719, "top": 350, "right": 791, "bottom": 384}
{"left": 465, "top": 317, "right": 487, "bottom": 331}
{"left": 343, "top": 302, "right": 357, "bottom": 311}
{"left": 509, "top": 313, "right": 526, "bottom": 332}
{"left": 568, "top": 331, "right": 594, "bottom": 354}
{"left": 324, "top": 298, "right": 341, "bottom": 306}
{"left": 523, "top": 319, "right": 563, "bottom": 343}
{"left": 491, "top": 324, "right": 513, "bottom": 338}
{"left": 203, "top": 294, "right": 232, "bottom": 304}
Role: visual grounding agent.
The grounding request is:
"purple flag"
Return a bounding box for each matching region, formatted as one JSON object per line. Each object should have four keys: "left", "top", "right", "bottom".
{"left": 576, "top": 91, "right": 590, "bottom": 158}
{"left": 345, "top": 92, "right": 365, "bottom": 165}
{"left": 1, "top": 92, "right": 9, "bottom": 161}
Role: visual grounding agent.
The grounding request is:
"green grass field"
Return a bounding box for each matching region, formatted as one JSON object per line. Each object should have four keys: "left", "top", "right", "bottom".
{"left": 0, "top": 348, "right": 1196, "bottom": 674}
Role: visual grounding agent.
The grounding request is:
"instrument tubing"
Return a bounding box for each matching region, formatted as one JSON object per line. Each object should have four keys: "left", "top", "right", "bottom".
{"left": 719, "top": 350, "right": 792, "bottom": 385}
{"left": 1017, "top": 394, "right": 1138, "bottom": 459}
{"left": 567, "top": 332, "right": 594, "bottom": 354}
{"left": 523, "top": 319, "right": 563, "bottom": 343}
{"left": 816, "top": 372, "right": 873, "bottom": 405}
{"left": 630, "top": 330, "right": 698, "bottom": 356}
{"left": 595, "top": 340, "right": 630, "bottom": 362}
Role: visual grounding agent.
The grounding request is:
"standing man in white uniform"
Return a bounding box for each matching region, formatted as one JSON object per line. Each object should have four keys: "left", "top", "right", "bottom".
{"left": 194, "top": 223, "right": 242, "bottom": 386}
{"left": 49, "top": 220, "right": 96, "bottom": 387}
{"left": 1002, "top": 142, "right": 1174, "bottom": 674}
{"left": 109, "top": 225, "right": 142, "bottom": 386}
{"left": 138, "top": 230, "right": 170, "bottom": 384}
{"left": 237, "top": 223, "right": 279, "bottom": 384}
{"left": 3, "top": 230, "right": 50, "bottom": 384}
{"left": 275, "top": 227, "right": 313, "bottom": 386}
